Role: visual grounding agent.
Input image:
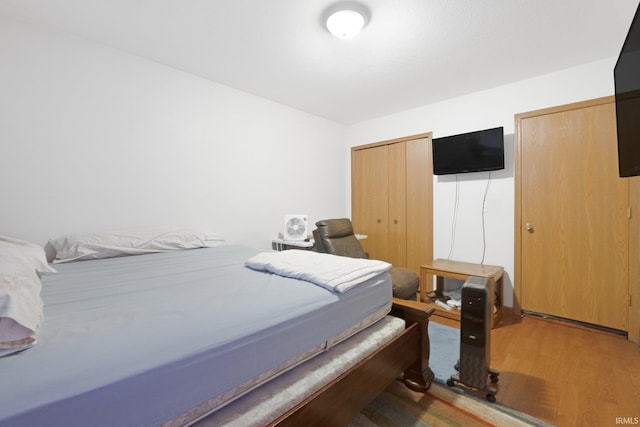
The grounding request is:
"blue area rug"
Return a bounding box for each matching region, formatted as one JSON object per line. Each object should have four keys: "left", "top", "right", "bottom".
{"left": 425, "top": 321, "right": 554, "bottom": 426}
{"left": 427, "top": 321, "right": 460, "bottom": 384}
{"left": 352, "top": 319, "right": 553, "bottom": 427}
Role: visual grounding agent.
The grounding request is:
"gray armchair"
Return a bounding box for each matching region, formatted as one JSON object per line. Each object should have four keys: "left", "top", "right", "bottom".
{"left": 312, "top": 218, "right": 419, "bottom": 300}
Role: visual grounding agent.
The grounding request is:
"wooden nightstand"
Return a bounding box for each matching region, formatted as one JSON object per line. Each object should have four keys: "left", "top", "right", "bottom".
{"left": 420, "top": 259, "right": 504, "bottom": 328}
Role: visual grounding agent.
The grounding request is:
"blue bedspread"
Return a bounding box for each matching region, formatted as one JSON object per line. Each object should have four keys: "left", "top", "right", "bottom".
{"left": 0, "top": 245, "right": 391, "bottom": 426}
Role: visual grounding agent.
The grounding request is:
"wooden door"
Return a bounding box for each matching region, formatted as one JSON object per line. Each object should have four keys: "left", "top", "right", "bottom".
{"left": 352, "top": 144, "right": 389, "bottom": 261}
{"left": 387, "top": 142, "right": 407, "bottom": 267}
{"left": 516, "top": 98, "right": 629, "bottom": 331}
{"left": 352, "top": 132, "right": 434, "bottom": 277}
{"left": 406, "top": 137, "right": 433, "bottom": 275}
{"left": 352, "top": 142, "right": 408, "bottom": 266}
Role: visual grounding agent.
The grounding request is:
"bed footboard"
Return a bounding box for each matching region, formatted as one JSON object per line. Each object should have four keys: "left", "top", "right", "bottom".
{"left": 271, "top": 298, "right": 434, "bottom": 426}
{"left": 390, "top": 297, "right": 436, "bottom": 391}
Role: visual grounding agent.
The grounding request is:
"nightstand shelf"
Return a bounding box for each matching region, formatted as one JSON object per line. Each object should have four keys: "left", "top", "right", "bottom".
{"left": 420, "top": 259, "right": 504, "bottom": 328}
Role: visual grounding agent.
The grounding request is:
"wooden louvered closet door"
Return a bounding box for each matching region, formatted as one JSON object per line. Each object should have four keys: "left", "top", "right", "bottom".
{"left": 351, "top": 133, "right": 433, "bottom": 276}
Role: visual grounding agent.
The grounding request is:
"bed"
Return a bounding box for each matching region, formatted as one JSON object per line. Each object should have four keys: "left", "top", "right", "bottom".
{"left": 0, "top": 232, "right": 434, "bottom": 426}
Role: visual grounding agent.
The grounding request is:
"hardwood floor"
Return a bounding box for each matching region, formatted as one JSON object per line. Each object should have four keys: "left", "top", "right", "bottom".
{"left": 431, "top": 313, "right": 640, "bottom": 427}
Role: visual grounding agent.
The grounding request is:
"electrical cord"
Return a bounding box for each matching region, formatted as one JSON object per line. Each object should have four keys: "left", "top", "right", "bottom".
{"left": 480, "top": 171, "right": 492, "bottom": 264}
{"left": 447, "top": 174, "right": 460, "bottom": 260}
{"left": 449, "top": 171, "right": 492, "bottom": 263}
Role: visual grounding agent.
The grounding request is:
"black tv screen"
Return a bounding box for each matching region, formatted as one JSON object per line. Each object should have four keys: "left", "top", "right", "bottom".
{"left": 432, "top": 127, "right": 504, "bottom": 175}
{"left": 615, "top": 3, "right": 640, "bottom": 177}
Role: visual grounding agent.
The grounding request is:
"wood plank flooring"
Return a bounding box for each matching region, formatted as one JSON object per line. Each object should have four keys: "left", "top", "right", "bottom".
{"left": 432, "top": 313, "right": 640, "bottom": 427}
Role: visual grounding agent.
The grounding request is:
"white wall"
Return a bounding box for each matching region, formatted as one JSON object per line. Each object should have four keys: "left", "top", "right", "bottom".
{"left": 0, "top": 14, "right": 621, "bottom": 308}
{"left": 0, "top": 16, "right": 347, "bottom": 250}
{"left": 346, "top": 58, "right": 618, "bottom": 307}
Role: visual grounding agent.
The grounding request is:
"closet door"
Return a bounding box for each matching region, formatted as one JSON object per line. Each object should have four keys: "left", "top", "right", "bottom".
{"left": 352, "top": 133, "right": 434, "bottom": 275}
{"left": 387, "top": 142, "right": 407, "bottom": 267}
{"left": 516, "top": 98, "right": 630, "bottom": 331}
{"left": 352, "top": 144, "right": 389, "bottom": 261}
{"left": 406, "top": 137, "right": 433, "bottom": 275}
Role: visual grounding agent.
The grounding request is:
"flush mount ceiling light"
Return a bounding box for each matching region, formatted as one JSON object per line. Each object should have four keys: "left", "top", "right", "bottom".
{"left": 324, "top": 2, "right": 370, "bottom": 39}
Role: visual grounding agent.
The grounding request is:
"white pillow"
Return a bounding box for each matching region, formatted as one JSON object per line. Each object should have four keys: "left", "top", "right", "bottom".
{"left": 0, "top": 267, "right": 44, "bottom": 357}
{"left": 49, "top": 228, "right": 224, "bottom": 263}
{"left": 0, "top": 236, "right": 57, "bottom": 276}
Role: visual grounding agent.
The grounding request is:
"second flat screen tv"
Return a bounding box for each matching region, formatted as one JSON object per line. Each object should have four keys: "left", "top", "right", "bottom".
{"left": 432, "top": 127, "right": 505, "bottom": 175}
{"left": 614, "top": 2, "right": 640, "bottom": 177}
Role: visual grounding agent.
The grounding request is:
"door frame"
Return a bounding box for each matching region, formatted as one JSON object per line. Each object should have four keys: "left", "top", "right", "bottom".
{"left": 514, "top": 96, "right": 640, "bottom": 344}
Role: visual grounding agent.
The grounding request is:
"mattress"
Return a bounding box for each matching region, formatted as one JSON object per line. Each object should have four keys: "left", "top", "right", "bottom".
{"left": 0, "top": 245, "right": 392, "bottom": 427}
{"left": 191, "top": 315, "right": 406, "bottom": 427}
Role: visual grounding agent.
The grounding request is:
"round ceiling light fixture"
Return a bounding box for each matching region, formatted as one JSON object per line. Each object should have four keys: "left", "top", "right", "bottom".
{"left": 324, "top": 2, "right": 369, "bottom": 39}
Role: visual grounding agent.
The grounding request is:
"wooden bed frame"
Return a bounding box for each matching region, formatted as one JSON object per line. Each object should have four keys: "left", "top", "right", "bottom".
{"left": 270, "top": 298, "right": 435, "bottom": 426}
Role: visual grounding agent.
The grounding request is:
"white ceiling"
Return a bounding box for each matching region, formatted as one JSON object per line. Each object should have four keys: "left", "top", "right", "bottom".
{"left": 1, "top": 0, "right": 638, "bottom": 124}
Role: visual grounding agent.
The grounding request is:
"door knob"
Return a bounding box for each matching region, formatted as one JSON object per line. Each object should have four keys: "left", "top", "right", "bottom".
{"left": 525, "top": 223, "right": 534, "bottom": 232}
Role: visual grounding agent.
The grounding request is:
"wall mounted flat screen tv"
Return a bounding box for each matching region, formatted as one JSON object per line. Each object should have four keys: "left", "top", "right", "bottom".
{"left": 615, "top": 2, "right": 640, "bottom": 177}
{"left": 432, "top": 126, "right": 504, "bottom": 175}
